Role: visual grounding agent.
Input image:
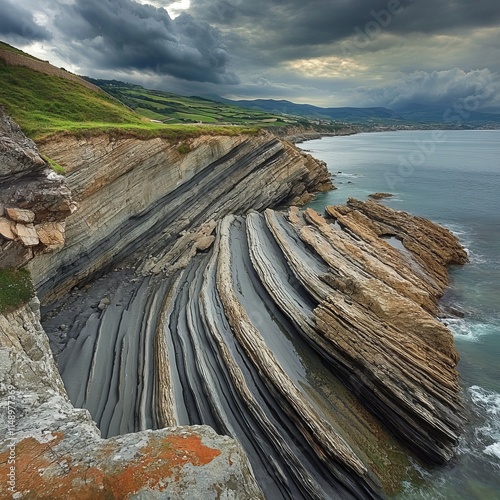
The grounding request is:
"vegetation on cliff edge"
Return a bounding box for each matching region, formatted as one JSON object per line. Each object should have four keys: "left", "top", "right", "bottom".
{"left": 0, "top": 268, "right": 34, "bottom": 313}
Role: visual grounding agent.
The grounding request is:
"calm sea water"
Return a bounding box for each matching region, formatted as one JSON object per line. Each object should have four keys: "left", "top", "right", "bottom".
{"left": 301, "top": 130, "right": 500, "bottom": 499}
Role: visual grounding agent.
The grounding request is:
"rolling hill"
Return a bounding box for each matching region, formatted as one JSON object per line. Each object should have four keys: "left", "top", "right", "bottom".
{"left": 205, "top": 95, "right": 500, "bottom": 127}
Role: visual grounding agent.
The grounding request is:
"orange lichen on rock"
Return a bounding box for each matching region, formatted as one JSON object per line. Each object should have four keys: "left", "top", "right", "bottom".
{"left": 0, "top": 433, "right": 221, "bottom": 499}
{"left": 103, "top": 434, "right": 222, "bottom": 497}
{"left": 0, "top": 434, "right": 107, "bottom": 500}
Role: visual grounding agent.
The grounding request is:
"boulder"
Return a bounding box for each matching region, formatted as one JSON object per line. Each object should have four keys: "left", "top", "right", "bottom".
{"left": 0, "top": 217, "right": 15, "bottom": 240}
{"left": 35, "top": 221, "right": 65, "bottom": 250}
{"left": 12, "top": 223, "right": 39, "bottom": 247}
{"left": 6, "top": 207, "right": 35, "bottom": 223}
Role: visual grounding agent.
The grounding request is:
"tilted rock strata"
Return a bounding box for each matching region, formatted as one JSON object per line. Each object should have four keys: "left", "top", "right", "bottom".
{"left": 328, "top": 199, "right": 468, "bottom": 291}
{"left": 278, "top": 204, "right": 464, "bottom": 464}
{"left": 0, "top": 299, "right": 263, "bottom": 500}
{"left": 34, "top": 131, "right": 332, "bottom": 301}
{"left": 46, "top": 201, "right": 465, "bottom": 497}
{"left": 2, "top": 105, "right": 465, "bottom": 496}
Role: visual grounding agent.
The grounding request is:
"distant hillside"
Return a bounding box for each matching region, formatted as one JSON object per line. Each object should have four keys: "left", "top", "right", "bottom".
{"left": 85, "top": 78, "right": 290, "bottom": 127}
{"left": 393, "top": 102, "right": 500, "bottom": 125}
{"left": 206, "top": 95, "right": 500, "bottom": 127}
{"left": 204, "top": 96, "right": 403, "bottom": 123}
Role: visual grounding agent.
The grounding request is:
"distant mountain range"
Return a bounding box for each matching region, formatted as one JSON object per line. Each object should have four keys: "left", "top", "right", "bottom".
{"left": 202, "top": 94, "right": 500, "bottom": 127}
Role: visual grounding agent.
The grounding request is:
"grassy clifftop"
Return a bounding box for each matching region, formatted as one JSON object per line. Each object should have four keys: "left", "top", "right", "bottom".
{"left": 0, "top": 42, "right": 260, "bottom": 141}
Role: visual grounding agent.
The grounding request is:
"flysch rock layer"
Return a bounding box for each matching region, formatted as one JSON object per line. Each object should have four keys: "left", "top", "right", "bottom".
{"left": 0, "top": 298, "right": 263, "bottom": 499}
{"left": 34, "top": 131, "right": 332, "bottom": 301}
{"left": 44, "top": 203, "right": 466, "bottom": 498}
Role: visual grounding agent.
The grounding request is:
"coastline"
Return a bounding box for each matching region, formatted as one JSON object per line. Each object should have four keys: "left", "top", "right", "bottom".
{"left": 1, "top": 114, "right": 485, "bottom": 498}
{"left": 279, "top": 123, "right": 500, "bottom": 147}
{"left": 298, "top": 130, "right": 500, "bottom": 499}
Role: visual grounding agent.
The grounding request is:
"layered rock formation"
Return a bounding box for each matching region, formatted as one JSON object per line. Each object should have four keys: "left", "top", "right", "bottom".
{"left": 1, "top": 107, "right": 467, "bottom": 498}
{"left": 0, "top": 298, "right": 263, "bottom": 499}
{"left": 43, "top": 201, "right": 466, "bottom": 498}
{"left": 34, "top": 131, "right": 332, "bottom": 301}
{"left": 1, "top": 111, "right": 337, "bottom": 499}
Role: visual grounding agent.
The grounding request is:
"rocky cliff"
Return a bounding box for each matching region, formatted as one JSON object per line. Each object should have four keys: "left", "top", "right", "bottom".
{"left": 0, "top": 108, "right": 75, "bottom": 268}
{"left": 0, "top": 110, "right": 331, "bottom": 499}
{"left": 34, "top": 131, "right": 332, "bottom": 301}
{"left": 41, "top": 202, "right": 467, "bottom": 498}
{"left": 1, "top": 107, "right": 467, "bottom": 499}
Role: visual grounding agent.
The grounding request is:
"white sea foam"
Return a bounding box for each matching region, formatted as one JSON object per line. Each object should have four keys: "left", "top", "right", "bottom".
{"left": 484, "top": 442, "right": 500, "bottom": 459}
{"left": 469, "top": 386, "right": 500, "bottom": 462}
{"left": 448, "top": 319, "right": 493, "bottom": 342}
{"left": 469, "top": 385, "right": 500, "bottom": 417}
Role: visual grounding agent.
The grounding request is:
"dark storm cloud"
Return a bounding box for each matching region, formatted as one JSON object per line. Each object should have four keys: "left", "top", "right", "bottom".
{"left": 357, "top": 69, "right": 500, "bottom": 109}
{"left": 0, "top": 0, "right": 52, "bottom": 41}
{"left": 190, "top": 0, "right": 500, "bottom": 57}
{"left": 53, "top": 0, "right": 238, "bottom": 84}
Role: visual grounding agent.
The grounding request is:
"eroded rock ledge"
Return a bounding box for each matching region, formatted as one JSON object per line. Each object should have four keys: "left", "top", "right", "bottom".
{"left": 0, "top": 108, "right": 75, "bottom": 267}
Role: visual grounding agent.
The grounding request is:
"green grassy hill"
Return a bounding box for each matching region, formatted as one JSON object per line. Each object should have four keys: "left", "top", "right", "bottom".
{"left": 86, "top": 78, "right": 288, "bottom": 127}
{"left": 0, "top": 42, "right": 264, "bottom": 141}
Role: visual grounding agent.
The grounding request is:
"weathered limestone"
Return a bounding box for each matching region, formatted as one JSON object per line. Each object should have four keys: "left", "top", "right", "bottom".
{"left": 1, "top": 106, "right": 467, "bottom": 497}
{"left": 328, "top": 199, "right": 468, "bottom": 290}
{"left": 12, "top": 223, "right": 39, "bottom": 247}
{"left": 0, "top": 217, "right": 15, "bottom": 240}
{"left": 35, "top": 222, "right": 66, "bottom": 250}
{"left": 216, "top": 216, "right": 371, "bottom": 484}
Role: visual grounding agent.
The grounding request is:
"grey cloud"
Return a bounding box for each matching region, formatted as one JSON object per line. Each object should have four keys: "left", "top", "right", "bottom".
{"left": 53, "top": 0, "right": 238, "bottom": 84}
{"left": 354, "top": 69, "right": 500, "bottom": 109}
{"left": 0, "top": 0, "right": 52, "bottom": 41}
{"left": 189, "top": 0, "right": 500, "bottom": 62}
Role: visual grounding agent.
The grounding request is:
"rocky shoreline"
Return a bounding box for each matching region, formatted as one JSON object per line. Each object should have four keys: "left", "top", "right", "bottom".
{"left": 1, "top": 109, "right": 468, "bottom": 498}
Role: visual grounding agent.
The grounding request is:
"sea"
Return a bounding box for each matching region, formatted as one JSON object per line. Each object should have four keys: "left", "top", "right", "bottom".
{"left": 300, "top": 130, "right": 500, "bottom": 499}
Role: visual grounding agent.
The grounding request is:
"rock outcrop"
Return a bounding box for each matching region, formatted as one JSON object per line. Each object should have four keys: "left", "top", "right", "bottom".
{"left": 1, "top": 111, "right": 268, "bottom": 499}
{"left": 44, "top": 201, "right": 466, "bottom": 498}
{"left": 0, "top": 107, "right": 75, "bottom": 267}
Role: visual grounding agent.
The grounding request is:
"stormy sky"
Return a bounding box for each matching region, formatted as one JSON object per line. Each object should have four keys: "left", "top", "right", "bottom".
{"left": 1, "top": 0, "right": 499, "bottom": 109}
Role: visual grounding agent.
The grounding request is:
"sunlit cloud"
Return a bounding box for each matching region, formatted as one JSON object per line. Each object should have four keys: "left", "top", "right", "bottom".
{"left": 286, "top": 56, "right": 368, "bottom": 79}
